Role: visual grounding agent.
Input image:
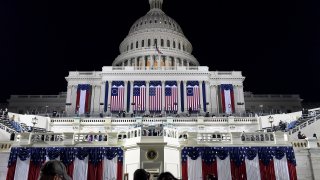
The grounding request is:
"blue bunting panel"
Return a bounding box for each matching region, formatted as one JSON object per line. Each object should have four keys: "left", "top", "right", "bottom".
{"left": 181, "top": 146, "right": 296, "bottom": 167}
{"left": 8, "top": 147, "right": 124, "bottom": 167}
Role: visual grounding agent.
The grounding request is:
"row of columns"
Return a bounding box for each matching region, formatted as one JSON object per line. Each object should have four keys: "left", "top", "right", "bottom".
{"left": 104, "top": 80, "right": 207, "bottom": 114}
{"left": 66, "top": 82, "right": 245, "bottom": 115}
{"left": 120, "top": 55, "right": 193, "bottom": 69}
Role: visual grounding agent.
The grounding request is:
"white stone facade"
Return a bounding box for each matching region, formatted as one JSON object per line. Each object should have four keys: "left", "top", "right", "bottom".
{"left": 7, "top": 92, "right": 66, "bottom": 114}
{"left": 244, "top": 92, "right": 302, "bottom": 114}
{"left": 65, "top": 68, "right": 246, "bottom": 115}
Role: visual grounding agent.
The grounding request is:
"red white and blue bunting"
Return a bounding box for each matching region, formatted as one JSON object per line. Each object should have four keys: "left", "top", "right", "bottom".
{"left": 181, "top": 146, "right": 297, "bottom": 180}
{"left": 220, "top": 84, "right": 235, "bottom": 114}
{"left": 7, "top": 147, "right": 123, "bottom": 180}
{"left": 75, "top": 84, "right": 92, "bottom": 115}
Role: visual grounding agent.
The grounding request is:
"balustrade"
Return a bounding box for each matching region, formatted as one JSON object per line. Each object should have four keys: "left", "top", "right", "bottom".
{"left": 0, "top": 142, "right": 12, "bottom": 152}
{"left": 240, "top": 132, "right": 275, "bottom": 142}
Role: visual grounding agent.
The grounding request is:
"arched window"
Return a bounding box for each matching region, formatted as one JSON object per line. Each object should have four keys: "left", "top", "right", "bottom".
{"left": 142, "top": 40, "right": 144, "bottom": 47}
{"left": 167, "top": 40, "right": 170, "bottom": 47}
{"left": 131, "top": 43, "right": 133, "bottom": 50}
{"left": 178, "top": 43, "right": 181, "bottom": 50}
{"left": 127, "top": 45, "right": 129, "bottom": 51}
{"left": 136, "top": 41, "right": 138, "bottom": 48}
{"left": 183, "top": 44, "right": 185, "bottom": 51}
{"left": 148, "top": 39, "right": 151, "bottom": 47}
{"left": 161, "top": 39, "right": 164, "bottom": 47}
{"left": 154, "top": 39, "right": 157, "bottom": 46}
{"left": 173, "top": 41, "right": 176, "bottom": 48}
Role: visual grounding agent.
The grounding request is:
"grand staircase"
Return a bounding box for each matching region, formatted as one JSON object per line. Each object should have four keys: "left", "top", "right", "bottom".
{"left": 289, "top": 114, "right": 320, "bottom": 139}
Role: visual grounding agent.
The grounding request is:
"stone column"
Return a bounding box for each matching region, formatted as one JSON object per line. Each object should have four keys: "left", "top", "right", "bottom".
{"left": 143, "top": 56, "right": 146, "bottom": 70}
{"left": 199, "top": 81, "right": 204, "bottom": 113}
{"left": 157, "top": 55, "right": 161, "bottom": 70}
{"left": 165, "top": 56, "right": 168, "bottom": 69}
{"left": 93, "top": 85, "right": 101, "bottom": 115}
{"left": 177, "top": 80, "right": 181, "bottom": 113}
{"left": 238, "top": 85, "right": 245, "bottom": 113}
{"left": 66, "top": 85, "right": 72, "bottom": 104}
{"left": 162, "top": 81, "right": 166, "bottom": 113}
{"left": 124, "top": 81, "right": 128, "bottom": 112}
{"left": 134, "top": 57, "right": 137, "bottom": 69}
{"left": 66, "top": 85, "right": 72, "bottom": 115}
{"left": 99, "top": 82, "right": 106, "bottom": 113}
{"left": 174, "top": 57, "right": 177, "bottom": 69}
{"left": 146, "top": 81, "right": 150, "bottom": 114}
{"left": 129, "top": 81, "right": 134, "bottom": 113}
{"left": 183, "top": 81, "right": 187, "bottom": 112}
{"left": 107, "top": 81, "right": 112, "bottom": 113}
{"left": 151, "top": 55, "right": 154, "bottom": 70}
{"left": 205, "top": 81, "right": 210, "bottom": 113}
{"left": 211, "top": 85, "right": 219, "bottom": 114}
{"left": 90, "top": 85, "right": 95, "bottom": 114}
{"left": 71, "top": 85, "right": 78, "bottom": 114}
{"left": 233, "top": 85, "right": 239, "bottom": 114}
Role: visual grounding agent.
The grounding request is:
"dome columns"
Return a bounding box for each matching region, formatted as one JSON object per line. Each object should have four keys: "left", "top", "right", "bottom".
{"left": 117, "top": 55, "right": 194, "bottom": 70}
{"left": 149, "top": 0, "right": 163, "bottom": 10}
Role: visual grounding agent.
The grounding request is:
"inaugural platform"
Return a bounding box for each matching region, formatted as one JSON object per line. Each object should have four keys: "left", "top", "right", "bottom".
{"left": 3, "top": 0, "right": 320, "bottom": 180}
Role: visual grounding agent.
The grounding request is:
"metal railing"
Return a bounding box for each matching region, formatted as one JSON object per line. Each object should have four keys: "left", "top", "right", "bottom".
{"left": 289, "top": 114, "right": 320, "bottom": 135}
{"left": 0, "top": 122, "right": 16, "bottom": 134}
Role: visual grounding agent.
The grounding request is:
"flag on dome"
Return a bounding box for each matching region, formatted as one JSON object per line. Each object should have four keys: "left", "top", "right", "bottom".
{"left": 155, "top": 43, "right": 163, "bottom": 54}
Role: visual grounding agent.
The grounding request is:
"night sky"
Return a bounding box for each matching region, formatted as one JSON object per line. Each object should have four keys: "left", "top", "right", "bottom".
{"left": 1, "top": 0, "right": 320, "bottom": 102}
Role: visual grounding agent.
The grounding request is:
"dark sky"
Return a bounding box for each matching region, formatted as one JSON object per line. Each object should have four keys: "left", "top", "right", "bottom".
{"left": 1, "top": 0, "right": 320, "bottom": 102}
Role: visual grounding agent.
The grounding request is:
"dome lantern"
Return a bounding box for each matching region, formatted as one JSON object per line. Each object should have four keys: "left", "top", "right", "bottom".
{"left": 149, "top": 0, "right": 163, "bottom": 10}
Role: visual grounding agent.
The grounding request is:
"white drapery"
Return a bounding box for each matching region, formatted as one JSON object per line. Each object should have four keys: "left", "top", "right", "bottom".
{"left": 14, "top": 158, "right": 30, "bottom": 180}
{"left": 187, "top": 156, "right": 202, "bottom": 180}
{"left": 103, "top": 157, "right": 118, "bottom": 180}
{"left": 79, "top": 90, "right": 87, "bottom": 115}
{"left": 245, "top": 156, "right": 261, "bottom": 180}
{"left": 73, "top": 157, "right": 88, "bottom": 180}
{"left": 274, "top": 155, "right": 290, "bottom": 180}
{"left": 217, "top": 156, "right": 232, "bottom": 180}
{"left": 224, "top": 89, "right": 232, "bottom": 114}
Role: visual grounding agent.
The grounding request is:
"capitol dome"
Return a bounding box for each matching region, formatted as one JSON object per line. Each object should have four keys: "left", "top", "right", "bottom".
{"left": 112, "top": 0, "right": 199, "bottom": 69}
{"left": 128, "top": 8, "right": 184, "bottom": 36}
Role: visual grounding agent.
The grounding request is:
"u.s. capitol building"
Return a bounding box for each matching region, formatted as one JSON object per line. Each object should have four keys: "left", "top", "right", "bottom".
{"left": 4, "top": 1, "right": 318, "bottom": 180}
{"left": 64, "top": 0, "right": 246, "bottom": 117}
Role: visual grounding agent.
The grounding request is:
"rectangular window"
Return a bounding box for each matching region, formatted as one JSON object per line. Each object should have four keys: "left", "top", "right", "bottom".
{"left": 142, "top": 40, "right": 144, "bottom": 47}
{"left": 161, "top": 39, "right": 164, "bottom": 47}
{"left": 148, "top": 39, "right": 151, "bottom": 47}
